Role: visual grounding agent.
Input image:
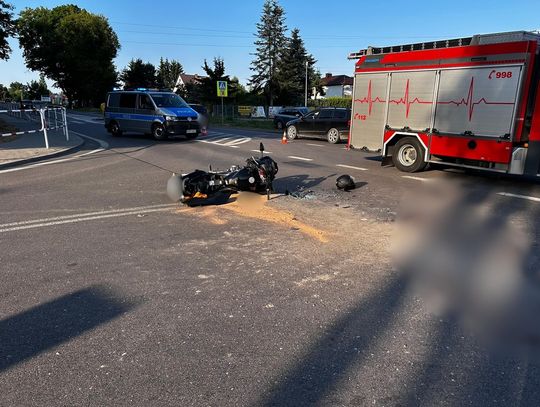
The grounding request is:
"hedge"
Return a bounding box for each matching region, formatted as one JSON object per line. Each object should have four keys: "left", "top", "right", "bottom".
{"left": 308, "top": 97, "right": 352, "bottom": 108}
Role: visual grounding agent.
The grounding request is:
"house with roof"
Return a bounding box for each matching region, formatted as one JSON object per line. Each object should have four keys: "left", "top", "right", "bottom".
{"left": 173, "top": 74, "right": 206, "bottom": 93}
{"left": 316, "top": 73, "right": 354, "bottom": 99}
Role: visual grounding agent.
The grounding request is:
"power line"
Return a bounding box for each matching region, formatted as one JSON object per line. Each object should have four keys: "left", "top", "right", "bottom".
{"left": 111, "top": 21, "right": 253, "bottom": 34}
{"left": 112, "top": 21, "right": 461, "bottom": 41}
{"left": 122, "top": 40, "right": 363, "bottom": 50}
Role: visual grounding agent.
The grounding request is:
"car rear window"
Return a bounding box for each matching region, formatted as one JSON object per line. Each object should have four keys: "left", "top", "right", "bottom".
{"left": 319, "top": 110, "right": 334, "bottom": 119}
{"left": 334, "top": 109, "right": 348, "bottom": 119}
{"left": 119, "top": 93, "right": 137, "bottom": 109}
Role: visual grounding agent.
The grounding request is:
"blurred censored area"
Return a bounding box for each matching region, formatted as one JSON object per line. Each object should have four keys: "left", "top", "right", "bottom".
{"left": 393, "top": 179, "right": 540, "bottom": 359}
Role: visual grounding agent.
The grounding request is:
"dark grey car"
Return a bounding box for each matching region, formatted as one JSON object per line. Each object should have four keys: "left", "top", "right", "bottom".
{"left": 285, "top": 107, "right": 351, "bottom": 144}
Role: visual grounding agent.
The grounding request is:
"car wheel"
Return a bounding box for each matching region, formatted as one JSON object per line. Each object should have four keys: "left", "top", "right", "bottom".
{"left": 152, "top": 123, "right": 167, "bottom": 141}
{"left": 110, "top": 121, "right": 122, "bottom": 137}
{"left": 392, "top": 137, "right": 427, "bottom": 173}
{"left": 276, "top": 121, "right": 283, "bottom": 130}
{"left": 286, "top": 125, "right": 298, "bottom": 140}
{"left": 327, "top": 128, "right": 341, "bottom": 144}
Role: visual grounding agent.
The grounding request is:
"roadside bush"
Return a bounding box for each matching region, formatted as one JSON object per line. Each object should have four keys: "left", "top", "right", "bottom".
{"left": 309, "top": 97, "right": 352, "bottom": 108}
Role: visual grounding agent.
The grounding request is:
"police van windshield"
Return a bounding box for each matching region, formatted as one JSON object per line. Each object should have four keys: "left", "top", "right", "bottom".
{"left": 149, "top": 93, "right": 189, "bottom": 108}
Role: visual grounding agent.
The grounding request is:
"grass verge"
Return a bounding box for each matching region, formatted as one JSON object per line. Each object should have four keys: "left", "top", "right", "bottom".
{"left": 210, "top": 117, "right": 277, "bottom": 131}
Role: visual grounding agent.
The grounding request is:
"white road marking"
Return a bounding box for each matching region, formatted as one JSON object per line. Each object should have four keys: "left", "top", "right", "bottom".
{"left": 0, "top": 203, "right": 175, "bottom": 228}
{"left": 287, "top": 155, "right": 313, "bottom": 161}
{"left": 402, "top": 175, "right": 431, "bottom": 182}
{"left": 497, "top": 192, "right": 540, "bottom": 202}
{"left": 251, "top": 149, "right": 272, "bottom": 154}
{"left": 0, "top": 204, "right": 177, "bottom": 233}
{"left": 225, "top": 137, "right": 251, "bottom": 146}
{"left": 196, "top": 136, "right": 251, "bottom": 146}
{"left": 306, "top": 143, "right": 325, "bottom": 147}
{"left": 336, "top": 164, "right": 368, "bottom": 171}
{"left": 67, "top": 114, "right": 102, "bottom": 124}
{"left": 71, "top": 131, "right": 109, "bottom": 149}
{"left": 0, "top": 131, "right": 108, "bottom": 174}
{"left": 209, "top": 137, "right": 232, "bottom": 144}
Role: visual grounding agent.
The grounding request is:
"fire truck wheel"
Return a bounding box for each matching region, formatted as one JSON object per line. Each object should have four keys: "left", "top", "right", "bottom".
{"left": 152, "top": 123, "right": 167, "bottom": 141}
{"left": 286, "top": 125, "right": 298, "bottom": 140}
{"left": 393, "top": 137, "right": 427, "bottom": 173}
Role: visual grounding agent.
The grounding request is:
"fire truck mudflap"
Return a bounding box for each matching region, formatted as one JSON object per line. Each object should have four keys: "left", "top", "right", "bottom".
{"left": 348, "top": 31, "right": 540, "bottom": 176}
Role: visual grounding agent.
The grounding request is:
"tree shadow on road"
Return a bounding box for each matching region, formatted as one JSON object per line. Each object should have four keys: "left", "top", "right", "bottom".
{"left": 258, "top": 178, "right": 540, "bottom": 406}
{"left": 0, "top": 285, "right": 141, "bottom": 372}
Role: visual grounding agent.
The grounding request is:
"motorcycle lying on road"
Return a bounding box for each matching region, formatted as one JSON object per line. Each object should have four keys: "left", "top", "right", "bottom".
{"left": 167, "top": 143, "right": 278, "bottom": 206}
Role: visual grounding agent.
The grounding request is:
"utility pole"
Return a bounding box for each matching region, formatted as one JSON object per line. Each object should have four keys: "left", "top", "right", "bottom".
{"left": 304, "top": 60, "right": 309, "bottom": 107}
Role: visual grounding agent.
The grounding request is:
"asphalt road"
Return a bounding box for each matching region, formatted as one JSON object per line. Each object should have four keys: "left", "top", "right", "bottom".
{"left": 1, "top": 112, "right": 540, "bottom": 406}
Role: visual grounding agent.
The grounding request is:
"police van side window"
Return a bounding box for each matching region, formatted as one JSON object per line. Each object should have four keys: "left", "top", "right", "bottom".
{"left": 108, "top": 93, "right": 120, "bottom": 108}
{"left": 138, "top": 94, "right": 153, "bottom": 110}
{"left": 119, "top": 93, "right": 136, "bottom": 109}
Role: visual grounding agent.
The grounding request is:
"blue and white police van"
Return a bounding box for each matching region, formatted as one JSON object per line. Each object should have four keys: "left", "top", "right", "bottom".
{"left": 104, "top": 90, "right": 202, "bottom": 140}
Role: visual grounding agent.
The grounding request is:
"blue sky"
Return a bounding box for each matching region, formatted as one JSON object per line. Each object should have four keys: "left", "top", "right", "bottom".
{"left": 2, "top": 0, "right": 540, "bottom": 91}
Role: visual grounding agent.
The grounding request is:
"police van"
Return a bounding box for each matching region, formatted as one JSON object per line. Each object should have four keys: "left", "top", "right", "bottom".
{"left": 104, "top": 90, "right": 201, "bottom": 140}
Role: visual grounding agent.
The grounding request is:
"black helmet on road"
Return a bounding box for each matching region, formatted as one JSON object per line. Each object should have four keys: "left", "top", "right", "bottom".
{"left": 336, "top": 174, "right": 355, "bottom": 191}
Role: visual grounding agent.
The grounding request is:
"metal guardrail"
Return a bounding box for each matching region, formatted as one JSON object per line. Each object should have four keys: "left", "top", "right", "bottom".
{"left": 0, "top": 105, "right": 69, "bottom": 149}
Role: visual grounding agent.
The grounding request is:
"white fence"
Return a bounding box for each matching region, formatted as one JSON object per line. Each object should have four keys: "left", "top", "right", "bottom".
{"left": 0, "top": 103, "right": 69, "bottom": 149}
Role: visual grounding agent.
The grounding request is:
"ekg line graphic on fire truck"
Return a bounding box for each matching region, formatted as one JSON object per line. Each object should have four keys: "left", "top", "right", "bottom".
{"left": 436, "top": 77, "right": 515, "bottom": 121}
{"left": 354, "top": 77, "right": 515, "bottom": 121}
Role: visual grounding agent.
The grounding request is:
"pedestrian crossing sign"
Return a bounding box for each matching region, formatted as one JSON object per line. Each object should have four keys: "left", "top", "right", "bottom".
{"left": 217, "top": 81, "right": 228, "bottom": 97}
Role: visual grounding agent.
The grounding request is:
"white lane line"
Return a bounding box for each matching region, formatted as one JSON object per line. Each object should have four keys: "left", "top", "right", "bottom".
{"left": 497, "top": 192, "right": 540, "bottom": 202}
{"left": 0, "top": 203, "right": 175, "bottom": 228}
{"left": 402, "top": 175, "right": 431, "bottom": 182}
{"left": 71, "top": 130, "right": 109, "bottom": 149}
{"left": 306, "top": 143, "right": 325, "bottom": 147}
{"left": 228, "top": 145, "right": 240, "bottom": 148}
{"left": 209, "top": 137, "right": 232, "bottom": 144}
{"left": 251, "top": 149, "right": 273, "bottom": 154}
{"left": 0, "top": 131, "right": 108, "bottom": 174}
{"left": 0, "top": 206, "right": 176, "bottom": 233}
{"left": 287, "top": 155, "right": 313, "bottom": 161}
{"left": 336, "top": 164, "right": 368, "bottom": 171}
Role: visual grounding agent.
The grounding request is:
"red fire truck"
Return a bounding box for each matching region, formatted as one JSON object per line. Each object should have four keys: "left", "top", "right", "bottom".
{"left": 348, "top": 31, "right": 540, "bottom": 175}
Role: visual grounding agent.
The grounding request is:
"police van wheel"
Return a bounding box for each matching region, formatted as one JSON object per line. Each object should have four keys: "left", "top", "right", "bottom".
{"left": 110, "top": 121, "right": 122, "bottom": 137}
{"left": 152, "top": 123, "right": 167, "bottom": 141}
{"left": 392, "top": 137, "right": 427, "bottom": 173}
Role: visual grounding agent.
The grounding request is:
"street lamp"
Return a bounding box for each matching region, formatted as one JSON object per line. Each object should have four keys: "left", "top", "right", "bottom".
{"left": 304, "top": 60, "right": 308, "bottom": 107}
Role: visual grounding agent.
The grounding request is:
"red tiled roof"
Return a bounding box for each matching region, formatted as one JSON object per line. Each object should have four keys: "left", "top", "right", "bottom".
{"left": 321, "top": 74, "right": 353, "bottom": 87}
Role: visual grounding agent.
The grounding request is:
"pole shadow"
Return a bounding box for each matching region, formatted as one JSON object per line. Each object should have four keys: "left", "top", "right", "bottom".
{"left": 0, "top": 285, "right": 141, "bottom": 372}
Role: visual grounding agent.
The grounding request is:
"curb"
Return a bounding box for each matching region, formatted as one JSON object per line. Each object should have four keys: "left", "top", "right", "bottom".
{"left": 0, "top": 135, "right": 85, "bottom": 170}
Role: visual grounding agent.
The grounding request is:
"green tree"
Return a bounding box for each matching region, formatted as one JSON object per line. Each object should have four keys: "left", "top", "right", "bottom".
{"left": 189, "top": 57, "right": 240, "bottom": 111}
{"left": 120, "top": 59, "right": 157, "bottom": 89}
{"left": 25, "top": 76, "right": 49, "bottom": 100}
{"left": 17, "top": 5, "right": 120, "bottom": 107}
{"left": 275, "top": 28, "right": 317, "bottom": 106}
{"left": 0, "top": 83, "right": 9, "bottom": 100}
{"left": 156, "top": 58, "right": 184, "bottom": 89}
{"left": 249, "top": 0, "right": 287, "bottom": 107}
{"left": 8, "top": 81, "right": 25, "bottom": 100}
{"left": 0, "top": 1, "right": 16, "bottom": 60}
